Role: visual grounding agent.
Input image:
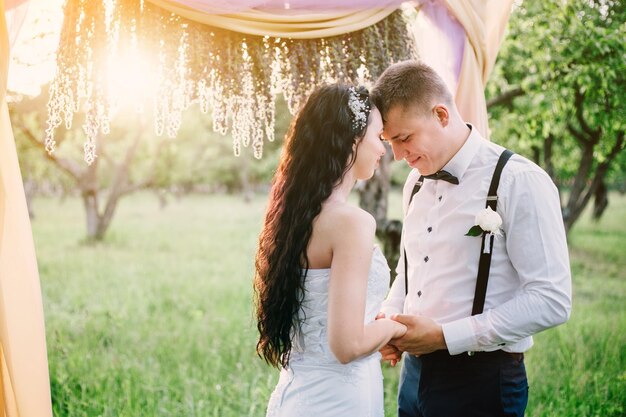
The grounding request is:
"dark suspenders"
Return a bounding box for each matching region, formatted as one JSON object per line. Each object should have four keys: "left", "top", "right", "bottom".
{"left": 402, "top": 149, "right": 514, "bottom": 317}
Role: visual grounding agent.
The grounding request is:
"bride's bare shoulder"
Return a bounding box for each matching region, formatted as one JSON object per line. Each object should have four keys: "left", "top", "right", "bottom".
{"left": 317, "top": 203, "right": 376, "bottom": 239}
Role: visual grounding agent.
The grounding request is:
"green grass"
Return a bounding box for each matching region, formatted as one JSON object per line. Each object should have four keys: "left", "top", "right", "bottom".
{"left": 32, "top": 191, "right": 626, "bottom": 416}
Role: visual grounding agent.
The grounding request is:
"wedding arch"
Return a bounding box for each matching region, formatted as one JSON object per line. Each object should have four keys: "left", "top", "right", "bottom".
{"left": 0, "top": 0, "right": 513, "bottom": 415}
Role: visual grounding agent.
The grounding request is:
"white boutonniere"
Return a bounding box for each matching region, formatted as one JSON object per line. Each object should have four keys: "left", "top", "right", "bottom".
{"left": 465, "top": 207, "right": 503, "bottom": 237}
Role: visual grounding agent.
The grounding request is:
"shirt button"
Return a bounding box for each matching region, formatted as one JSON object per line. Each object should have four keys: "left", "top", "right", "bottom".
{"left": 438, "top": 196, "right": 442, "bottom": 201}
{"left": 424, "top": 256, "right": 429, "bottom": 263}
{"left": 417, "top": 290, "right": 422, "bottom": 297}
{"left": 427, "top": 227, "right": 432, "bottom": 233}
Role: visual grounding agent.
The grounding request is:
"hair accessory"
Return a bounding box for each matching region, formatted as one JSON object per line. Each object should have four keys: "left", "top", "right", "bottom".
{"left": 348, "top": 87, "right": 370, "bottom": 132}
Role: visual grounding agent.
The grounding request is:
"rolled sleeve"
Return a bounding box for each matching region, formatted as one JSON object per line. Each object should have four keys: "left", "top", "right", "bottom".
{"left": 464, "top": 169, "right": 572, "bottom": 351}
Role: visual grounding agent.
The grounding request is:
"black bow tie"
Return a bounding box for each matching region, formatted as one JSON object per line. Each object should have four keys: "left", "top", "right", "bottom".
{"left": 424, "top": 170, "right": 459, "bottom": 184}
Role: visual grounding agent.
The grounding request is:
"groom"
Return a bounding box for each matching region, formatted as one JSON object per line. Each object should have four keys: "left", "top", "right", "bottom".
{"left": 371, "top": 61, "right": 572, "bottom": 417}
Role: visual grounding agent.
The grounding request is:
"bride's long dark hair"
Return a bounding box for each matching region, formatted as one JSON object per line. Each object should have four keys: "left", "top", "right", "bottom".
{"left": 254, "top": 84, "right": 372, "bottom": 368}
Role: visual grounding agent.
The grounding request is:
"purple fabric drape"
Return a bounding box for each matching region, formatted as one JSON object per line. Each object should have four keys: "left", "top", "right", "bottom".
{"left": 413, "top": 0, "right": 464, "bottom": 94}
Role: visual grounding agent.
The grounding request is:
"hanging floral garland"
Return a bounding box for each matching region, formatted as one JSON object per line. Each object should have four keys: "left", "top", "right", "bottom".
{"left": 46, "top": 0, "right": 417, "bottom": 164}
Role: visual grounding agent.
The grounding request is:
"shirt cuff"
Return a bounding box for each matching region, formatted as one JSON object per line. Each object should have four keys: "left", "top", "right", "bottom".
{"left": 441, "top": 317, "right": 477, "bottom": 355}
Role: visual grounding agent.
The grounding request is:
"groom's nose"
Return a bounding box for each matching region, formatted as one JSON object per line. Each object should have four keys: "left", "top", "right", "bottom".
{"left": 390, "top": 141, "right": 404, "bottom": 161}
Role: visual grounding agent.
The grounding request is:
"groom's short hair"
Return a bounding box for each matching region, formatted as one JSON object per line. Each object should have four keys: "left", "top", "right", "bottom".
{"left": 371, "top": 61, "right": 453, "bottom": 119}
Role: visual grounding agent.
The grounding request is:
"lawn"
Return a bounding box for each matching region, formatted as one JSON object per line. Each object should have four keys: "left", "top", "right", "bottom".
{"left": 32, "top": 190, "right": 625, "bottom": 416}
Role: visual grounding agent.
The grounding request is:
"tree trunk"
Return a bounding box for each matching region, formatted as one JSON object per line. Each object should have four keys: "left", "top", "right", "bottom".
{"left": 15, "top": 116, "right": 160, "bottom": 242}
{"left": 563, "top": 141, "right": 595, "bottom": 233}
{"left": 562, "top": 131, "right": 623, "bottom": 233}
{"left": 379, "top": 219, "right": 402, "bottom": 284}
{"left": 80, "top": 157, "right": 101, "bottom": 241}
{"left": 83, "top": 190, "right": 101, "bottom": 240}
{"left": 531, "top": 145, "right": 540, "bottom": 165}
{"left": 94, "top": 129, "right": 143, "bottom": 239}
{"left": 592, "top": 179, "right": 609, "bottom": 221}
{"left": 543, "top": 134, "right": 556, "bottom": 183}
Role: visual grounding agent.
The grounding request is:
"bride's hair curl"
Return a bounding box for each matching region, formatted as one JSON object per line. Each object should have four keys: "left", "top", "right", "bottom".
{"left": 254, "top": 84, "right": 372, "bottom": 368}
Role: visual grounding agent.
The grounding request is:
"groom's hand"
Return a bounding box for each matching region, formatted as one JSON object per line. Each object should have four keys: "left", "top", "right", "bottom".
{"left": 389, "top": 314, "right": 447, "bottom": 356}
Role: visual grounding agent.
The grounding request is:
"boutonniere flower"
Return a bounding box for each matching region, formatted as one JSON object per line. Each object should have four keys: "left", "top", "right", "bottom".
{"left": 465, "top": 207, "right": 503, "bottom": 237}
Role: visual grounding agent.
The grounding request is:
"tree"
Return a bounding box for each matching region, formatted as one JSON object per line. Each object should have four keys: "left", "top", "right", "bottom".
{"left": 11, "top": 88, "right": 291, "bottom": 241}
{"left": 487, "top": 0, "right": 625, "bottom": 234}
{"left": 10, "top": 91, "right": 168, "bottom": 241}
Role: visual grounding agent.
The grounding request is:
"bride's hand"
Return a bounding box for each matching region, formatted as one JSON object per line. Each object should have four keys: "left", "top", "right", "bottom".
{"left": 392, "top": 320, "right": 407, "bottom": 339}
{"left": 378, "top": 314, "right": 407, "bottom": 343}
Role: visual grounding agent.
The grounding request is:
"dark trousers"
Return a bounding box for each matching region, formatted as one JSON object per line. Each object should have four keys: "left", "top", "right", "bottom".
{"left": 398, "top": 350, "right": 528, "bottom": 417}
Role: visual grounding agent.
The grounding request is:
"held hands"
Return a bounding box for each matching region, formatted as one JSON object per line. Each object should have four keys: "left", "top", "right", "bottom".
{"left": 376, "top": 312, "right": 447, "bottom": 364}
{"left": 390, "top": 314, "right": 447, "bottom": 356}
{"left": 375, "top": 312, "right": 404, "bottom": 367}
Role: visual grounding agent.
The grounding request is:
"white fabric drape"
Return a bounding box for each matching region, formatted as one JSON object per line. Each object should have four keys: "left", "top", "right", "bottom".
{"left": 1, "top": 0, "right": 53, "bottom": 415}
{"left": 146, "top": 0, "right": 400, "bottom": 38}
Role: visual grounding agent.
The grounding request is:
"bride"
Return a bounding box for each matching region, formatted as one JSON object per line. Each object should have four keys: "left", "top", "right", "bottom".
{"left": 254, "top": 84, "right": 406, "bottom": 416}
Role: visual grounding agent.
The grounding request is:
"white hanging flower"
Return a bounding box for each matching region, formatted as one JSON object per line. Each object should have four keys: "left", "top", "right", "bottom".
{"left": 465, "top": 207, "right": 503, "bottom": 237}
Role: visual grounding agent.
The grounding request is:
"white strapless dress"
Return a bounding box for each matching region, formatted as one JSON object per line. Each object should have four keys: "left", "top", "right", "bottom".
{"left": 266, "top": 246, "right": 391, "bottom": 417}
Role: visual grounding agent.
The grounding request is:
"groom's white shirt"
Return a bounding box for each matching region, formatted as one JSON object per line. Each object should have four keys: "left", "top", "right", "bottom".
{"left": 381, "top": 126, "right": 572, "bottom": 355}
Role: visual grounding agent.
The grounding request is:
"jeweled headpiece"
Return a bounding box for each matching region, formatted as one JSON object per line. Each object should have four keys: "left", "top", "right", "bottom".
{"left": 348, "top": 87, "right": 371, "bottom": 132}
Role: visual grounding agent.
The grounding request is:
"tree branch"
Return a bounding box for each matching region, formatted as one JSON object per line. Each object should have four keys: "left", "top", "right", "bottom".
{"left": 567, "top": 122, "right": 590, "bottom": 147}
{"left": 601, "top": 130, "right": 625, "bottom": 168}
{"left": 14, "top": 122, "right": 83, "bottom": 180}
{"left": 574, "top": 89, "right": 600, "bottom": 140}
{"left": 564, "top": 139, "right": 595, "bottom": 220}
{"left": 119, "top": 138, "right": 169, "bottom": 195}
{"left": 486, "top": 87, "right": 525, "bottom": 109}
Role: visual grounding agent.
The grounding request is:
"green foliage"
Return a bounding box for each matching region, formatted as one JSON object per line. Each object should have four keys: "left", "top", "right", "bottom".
{"left": 390, "top": 159, "right": 412, "bottom": 187}
{"left": 143, "top": 98, "right": 290, "bottom": 194}
{"left": 35, "top": 191, "right": 626, "bottom": 416}
{"left": 487, "top": 0, "right": 626, "bottom": 186}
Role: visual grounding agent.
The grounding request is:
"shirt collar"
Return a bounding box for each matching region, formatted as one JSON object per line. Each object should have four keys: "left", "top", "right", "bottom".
{"left": 441, "top": 124, "right": 483, "bottom": 182}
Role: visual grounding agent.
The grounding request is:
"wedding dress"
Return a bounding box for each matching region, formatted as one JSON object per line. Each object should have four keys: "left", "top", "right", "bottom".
{"left": 266, "top": 246, "right": 390, "bottom": 417}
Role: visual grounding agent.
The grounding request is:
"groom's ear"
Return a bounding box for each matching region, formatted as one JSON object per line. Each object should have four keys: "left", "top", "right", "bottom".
{"left": 432, "top": 104, "right": 449, "bottom": 127}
